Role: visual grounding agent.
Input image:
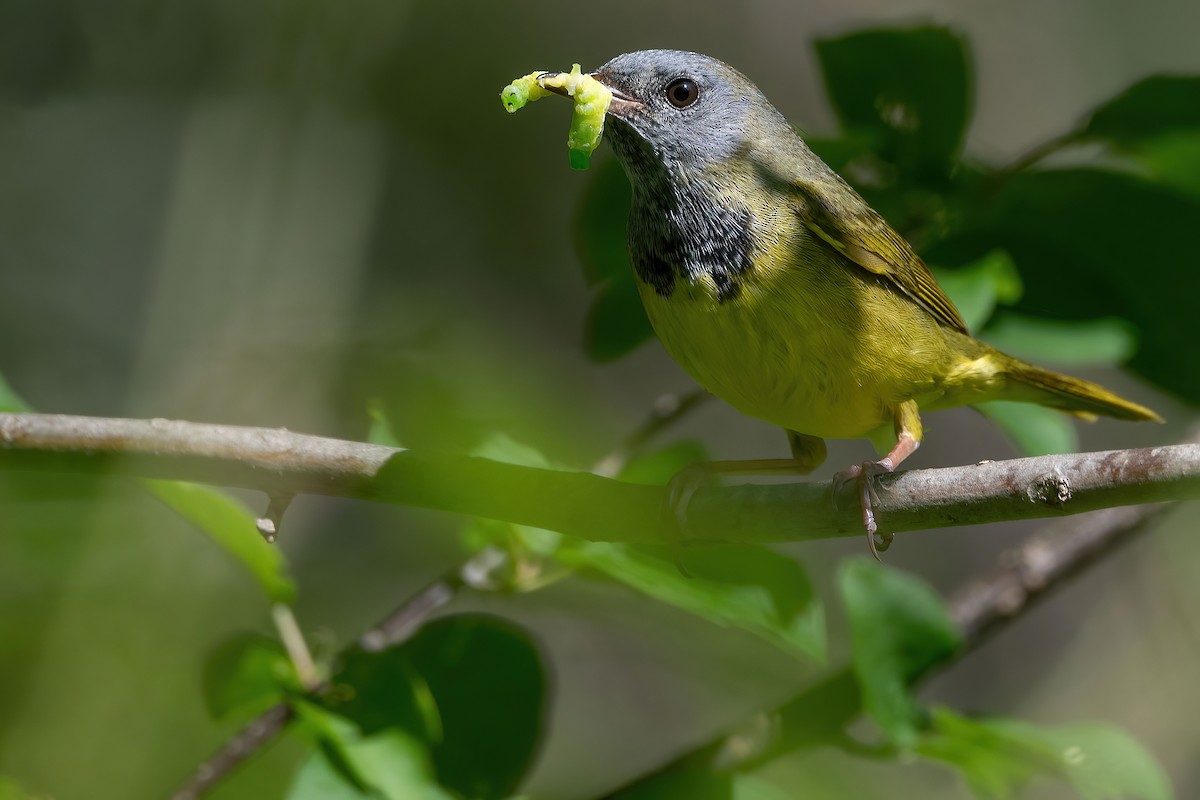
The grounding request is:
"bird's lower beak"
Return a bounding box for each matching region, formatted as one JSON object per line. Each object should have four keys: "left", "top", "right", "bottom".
{"left": 537, "top": 71, "right": 643, "bottom": 116}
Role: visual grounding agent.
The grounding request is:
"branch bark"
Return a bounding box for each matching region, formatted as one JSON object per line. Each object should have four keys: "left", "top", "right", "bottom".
{"left": 2, "top": 413, "right": 1197, "bottom": 545}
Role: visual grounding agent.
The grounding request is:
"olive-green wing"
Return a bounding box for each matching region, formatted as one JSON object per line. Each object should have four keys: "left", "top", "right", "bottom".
{"left": 792, "top": 181, "right": 968, "bottom": 334}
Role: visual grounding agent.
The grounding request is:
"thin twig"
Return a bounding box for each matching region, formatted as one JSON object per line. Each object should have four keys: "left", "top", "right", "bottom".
{"left": 169, "top": 704, "right": 294, "bottom": 800}
{"left": 1, "top": 414, "right": 1196, "bottom": 545}
{"left": 271, "top": 604, "right": 319, "bottom": 691}
{"left": 978, "top": 129, "right": 1086, "bottom": 196}
{"left": 593, "top": 389, "right": 712, "bottom": 478}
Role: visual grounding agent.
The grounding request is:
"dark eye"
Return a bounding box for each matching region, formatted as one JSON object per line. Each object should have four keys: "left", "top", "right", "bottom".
{"left": 665, "top": 78, "right": 699, "bottom": 108}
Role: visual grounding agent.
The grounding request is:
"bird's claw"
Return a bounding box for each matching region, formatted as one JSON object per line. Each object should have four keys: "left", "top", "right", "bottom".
{"left": 662, "top": 464, "right": 711, "bottom": 576}
{"left": 834, "top": 458, "right": 896, "bottom": 560}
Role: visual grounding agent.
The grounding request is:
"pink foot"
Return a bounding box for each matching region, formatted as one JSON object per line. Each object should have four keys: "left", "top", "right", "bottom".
{"left": 833, "top": 458, "right": 896, "bottom": 560}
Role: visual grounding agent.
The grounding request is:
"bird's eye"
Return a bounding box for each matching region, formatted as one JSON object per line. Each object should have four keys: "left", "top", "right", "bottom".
{"left": 665, "top": 78, "right": 699, "bottom": 108}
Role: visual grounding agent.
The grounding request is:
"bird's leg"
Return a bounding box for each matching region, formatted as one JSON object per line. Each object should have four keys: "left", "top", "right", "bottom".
{"left": 834, "top": 400, "right": 923, "bottom": 560}
{"left": 662, "top": 432, "right": 826, "bottom": 570}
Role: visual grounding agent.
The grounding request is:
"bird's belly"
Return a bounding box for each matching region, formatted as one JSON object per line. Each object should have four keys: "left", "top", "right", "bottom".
{"left": 637, "top": 276, "right": 947, "bottom": 440}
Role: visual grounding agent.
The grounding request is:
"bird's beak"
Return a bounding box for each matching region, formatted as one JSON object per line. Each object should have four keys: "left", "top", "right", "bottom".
{"left": 537, "top": 71, "right": 643, "bottom": 116}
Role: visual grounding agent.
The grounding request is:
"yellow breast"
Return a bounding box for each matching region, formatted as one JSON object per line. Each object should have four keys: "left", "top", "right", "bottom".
{"left": 636, "top": 231, "right": 963, "bottom": 441}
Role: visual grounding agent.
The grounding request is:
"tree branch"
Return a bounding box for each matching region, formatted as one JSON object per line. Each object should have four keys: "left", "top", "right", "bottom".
{"left": 1, "top": 413, "right": 1197, "bottom": 545}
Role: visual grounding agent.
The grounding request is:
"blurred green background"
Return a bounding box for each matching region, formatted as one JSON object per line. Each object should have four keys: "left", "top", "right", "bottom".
{"left": 1, "top": 0, "right": 1198, "bottom": 798}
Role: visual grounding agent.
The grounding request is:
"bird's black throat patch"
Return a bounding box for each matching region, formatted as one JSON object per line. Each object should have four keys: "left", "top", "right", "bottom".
{"left": 608, "top": 119, "right": 755, "bottom": 302}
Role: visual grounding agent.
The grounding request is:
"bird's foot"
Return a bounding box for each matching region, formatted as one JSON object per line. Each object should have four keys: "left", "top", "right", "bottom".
{"left": 661, "top": 463, "right": 713, "bottom": 576}
{"left": 833, "top": 458, "right": 896, "bottom": 560}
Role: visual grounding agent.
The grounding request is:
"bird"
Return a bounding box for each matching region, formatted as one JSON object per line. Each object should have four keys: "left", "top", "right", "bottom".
{"left": 550, "top": 50, "right": 1161, "bottom": 556}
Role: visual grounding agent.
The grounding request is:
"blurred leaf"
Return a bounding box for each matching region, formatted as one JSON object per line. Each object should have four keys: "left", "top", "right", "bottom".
{"left": 366, "top": 399, "right": 403, "bottom": 447}
{"left": 584, "top": 276, "right": 655, "bottom": 362}
{"left": 323, "top": 614, "right": 546, "bottom": 800}
{"left": 144, "top": 480, "right": 296, "bottom": 604}
{"left": 1082, "top": 76, "right": 1200, "bottom": 146}
{"left": 839, "top": 559, "right": 961, "bottom": 747}
{"left": 816, "top": 26, "right": 971, "bottom": 178}
{"left": 1047, "top": 723, "right": 1173, "bottom": 800}
{"left": 341, "top": 730, "right": 453, "bottom": 800}
{"left": 983, "top": 314, "right": 1137, "bottom": 367}
{"left": 976, "top": 401, "right": 1079, "bottom": 456}
{"left": 938, "top": 169, "right": 1200, "bottom": 402}
{"left": 470, "top": 430, "right": 552, "bottom": 468}
{"left": 290, "top": 702, "right": 452, "bottom": 800}
{"left": 322, "top": 646, "right": 438, "bottom": 742}
{"left": 0, "top": 776, "right": 39, "bottom": 800}
{"left": 734, "top": 776, "right": 794, "bottom": 800}
{"left": 616, "top": 440, "right": 709, "bottom": 486}
{"left": 918, "top": 708, "right": 1173, "bottom": 800}
{"left": 407, "top": 615, "right": 545, "bottom": 799}
{"left": 918, "top": 708, "right": 1067, "bottom": 798}
{"left": 574, "top": 157, "right": 653, "bottom": 362}
{"left": 563, "top": 543, "right": 825, "bottom": 661}
{"left": 0, "top": 373, "right": 31, "bottom": 412}
{"left": 607, "top": 765, "right": 733, "bottom": 800}
{"left": 574, "top": 158, "right": 633, "bottom": 286}
{"left": 1128, "top": 132, "right": 1200, "bottom": 197}
{"left": 202, "top": 632, "right": 293, "bottom": 721}
{"left": 932, "top": 250, "right": 1022, "bottom": 331}
{"left": 461, "top": 517, "right": 561, "bottom": 561}
{"left": 287, "top": 749, "right": 372, "bottom": 800}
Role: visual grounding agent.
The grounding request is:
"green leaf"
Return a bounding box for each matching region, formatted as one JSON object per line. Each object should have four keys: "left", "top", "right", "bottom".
{"left": 0, "top": 373, "right": 31, "bottom": 412}
{"left": 616, "top": 440, "right": 709, "bottom": 486}
{"left": 323, "top": 614, "right": 546, "bottom": 800}
{"left": 976, "top": 401, "right": 1079, "bottom": 457}
{"left": 572, "top": 143, "right": 651, "bottom": 363}
{"left": 564, "top": 543, "right": 825, "bottom": 661}
{"left": 0, "top": 776, "right": 38, "bottom": 800}
{"left": 144, "top": 480, "right": 296, "bottom": 604}
{"left": 816, "top": 26, "right": 972, "bottom": 178}
{"left": 366, "top": 398, "right": 404, "bottom": 447}
{"left": 202, "top": 632, "right": 293, "bottom": 720}
{"left": 1050, "top": 723, "right": 1174, "bottom": 800}
{"left": 406, "top": 615, "right": 545, "bottom": 799}
{"left": 932, "top": 250, "right": 1022, "bottom": 332}
{"left": 341, "top": 730, "right": 454, "bottom": 800}
{"left": 1130, "top": 132, "right": 1200, "bottom": 197}
{"left": 918, "top": 708, "right": 1173, "bottom": 800}
{"left": 574, "top": 158, "right": 633, "bottom": 286}
{"left": 584, "top": 275, "right": 655, "bottom": 362}
{"left": 606, "top": 765, "right": 732, "bottom": 800}
{"left": 1082, "top": 76, "right": 1200, "bottom": 146}
{"left": 287, "top": 750, "right": 372, "bottom": 800}
{"left": 983, "top": 314, "right": 1137, "bottom": 367}
{"left": 937, "top": 168, "right": 1200, "bottom": 402}
{"left": 734, "top": 776, "right": 794, "bottom": 800}
{"left": 321, "top": 647, "right": 438, "bottom": 742}
{"left": 470, "top": 430, "right": 552, "bottom": 468}
{"left": 838, "top": 559, "right": 962, "bottom": 747}
{"left": 918, "top": 708, "right": 1064, "bottom": 798}
{"left": 289, "top": 703, "right": 453, "bottom": 800}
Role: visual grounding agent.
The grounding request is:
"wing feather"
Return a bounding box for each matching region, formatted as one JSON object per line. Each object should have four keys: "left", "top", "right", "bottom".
{"left": 794, "top": 182, "right": 968, "bottom": 334}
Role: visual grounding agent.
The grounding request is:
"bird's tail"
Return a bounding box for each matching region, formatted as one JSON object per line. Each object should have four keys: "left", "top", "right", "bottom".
{"left": 999, "top": 355, "right": 1162, "bottom": 422}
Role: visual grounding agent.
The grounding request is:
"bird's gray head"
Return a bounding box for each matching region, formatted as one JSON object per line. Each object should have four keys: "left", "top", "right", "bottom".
{"left": 592, "top": 50, "right": 790, "bottom": 186}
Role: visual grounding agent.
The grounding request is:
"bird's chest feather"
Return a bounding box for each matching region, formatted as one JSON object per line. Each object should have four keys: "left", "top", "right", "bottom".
{"left": 628, "top": 191, "right": 929, "bottom": 438}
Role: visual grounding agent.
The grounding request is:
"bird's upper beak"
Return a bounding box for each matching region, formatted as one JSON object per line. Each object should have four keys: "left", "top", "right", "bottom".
{"left": 538, "top": 71, "right": 643, "bottom": 117}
